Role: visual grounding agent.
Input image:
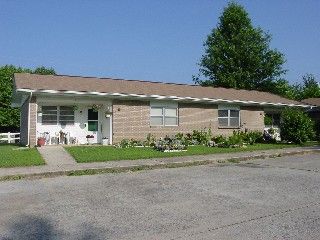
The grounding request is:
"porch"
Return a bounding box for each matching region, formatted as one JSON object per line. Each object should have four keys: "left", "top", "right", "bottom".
{"left": 36, "top": 96, "right": 113, "bottom": 146}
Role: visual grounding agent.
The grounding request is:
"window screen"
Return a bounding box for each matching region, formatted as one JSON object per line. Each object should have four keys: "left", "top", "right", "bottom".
{"left": 218, "top": 108, "right": 240, "bottom": 127}
{"left": 150, "top": 106, "right": 178, "bottom": 126}
{"left": 42, "top": 106, "right": 58, "bottom": 124}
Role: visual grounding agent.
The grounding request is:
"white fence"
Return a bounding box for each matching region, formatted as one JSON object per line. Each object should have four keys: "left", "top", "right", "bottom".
{"left": 0, "top": 132, "right": 20, "bottom": 143}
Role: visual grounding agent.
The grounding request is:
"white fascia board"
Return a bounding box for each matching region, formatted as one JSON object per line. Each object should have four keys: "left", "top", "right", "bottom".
{"left": 42, "top": 90, "right": 59, "bottom": 94}
{"left": 129, "top": 93, "right": 147, "bottom": 98}
{"left": 150, "top": 94, "right": 166, "bottom": 99}
{"left": 155, "top": 97, "right": 168, "bottom": 100}
{"left": 15, "top": 88, "right": 311, "bottom": 108}
{"left": 111, "top": 93, "right": 127, "bottom": 97}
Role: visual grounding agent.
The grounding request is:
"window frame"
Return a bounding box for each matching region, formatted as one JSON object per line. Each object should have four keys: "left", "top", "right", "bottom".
{"left": 87, "top": 108, "right": 99, "bottom": 131}
{"left": 150, "top": 105, "right": 178, "bottom": 127}
{"left": 41, "top": 106, "right": 58, "bottom": 125}
{"left": 59, "top": 106, "right": 75, "bottom": 125}
{"left": 218, "top": 106, "right": 240, "bottom": 128}
{"left": 41, "top": 106, "right": 75, "bottom": 126}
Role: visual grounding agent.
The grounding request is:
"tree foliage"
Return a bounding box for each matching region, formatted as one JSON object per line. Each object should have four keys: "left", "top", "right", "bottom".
{"left": 195, "top": 2, "right": 286, "bottom": 92}
{"left": 0, "top": 65, "right": 55, "bottom": 131}
{"left": 280, "top": 108, "right": 315, "bottom": 144}
{"left": 272, "top": 74, "right": 320, "bottom": 100}
{"left": 33, "top": 66, "right": 56, "bottom": 75}
{"left": 293, "top": 74, "right": 320, "bottom": 100}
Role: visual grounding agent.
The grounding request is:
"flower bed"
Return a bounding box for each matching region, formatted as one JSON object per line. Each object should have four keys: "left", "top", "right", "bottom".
{"left": 114, "top": 129, "right": 277, "bottom": 152}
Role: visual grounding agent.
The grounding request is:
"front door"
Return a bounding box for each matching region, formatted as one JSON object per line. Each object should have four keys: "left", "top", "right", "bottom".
{"left": 88, "top": 109, "right": 100, "bottom": 143}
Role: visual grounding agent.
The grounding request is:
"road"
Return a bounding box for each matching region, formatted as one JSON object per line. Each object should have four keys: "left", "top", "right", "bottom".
{"left": 1, "top": 153, "right": 320, "bottom": 239}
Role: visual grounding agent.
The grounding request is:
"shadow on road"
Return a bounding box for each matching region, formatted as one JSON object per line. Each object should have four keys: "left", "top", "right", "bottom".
{"left": 2, "top": 215, "right": 56, "bottom": 240}
{"left": 2, "top": 215, "right": 107, "bottom": 240}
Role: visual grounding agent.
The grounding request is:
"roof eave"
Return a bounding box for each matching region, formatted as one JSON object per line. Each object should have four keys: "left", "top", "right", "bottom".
{"left": 15, "top": 88, "right": 312, "bottom": 108}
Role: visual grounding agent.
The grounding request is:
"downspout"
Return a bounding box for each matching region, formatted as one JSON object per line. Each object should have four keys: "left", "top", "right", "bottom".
{"left": 27, "top": 91, "right": 32, "bottom": 147}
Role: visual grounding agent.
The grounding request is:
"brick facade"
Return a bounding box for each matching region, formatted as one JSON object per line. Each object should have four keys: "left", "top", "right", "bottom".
{"left": 29, "top": 96, "right": 37, "bottom": 147}
{"left": 112, "top": 100, "right": 264, "bottom": 143}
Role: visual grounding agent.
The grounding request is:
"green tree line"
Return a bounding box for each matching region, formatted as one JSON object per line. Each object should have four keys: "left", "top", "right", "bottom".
{"left": 0, "top": 65, "right": 55, "bottom": 132}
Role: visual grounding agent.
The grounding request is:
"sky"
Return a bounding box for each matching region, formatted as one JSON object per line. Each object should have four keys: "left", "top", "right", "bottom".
{"left": 0, "top": 0, "right": 319, "bottom": 85}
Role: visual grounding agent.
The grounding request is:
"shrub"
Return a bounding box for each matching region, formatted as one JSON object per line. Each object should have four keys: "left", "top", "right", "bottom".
{"left": 146, "top": 133, "right": 156, "bottom": 147}
{"left": 228, "top": 131, "right": 244, "bottom": 147}
{"left": 175, "top": 132, "right": 184, "bottom": 140}
{"left": 154, "top": 137, "right": 187, "bottom": 152}
{"left": 212, "top": 135, "right": 227, "bottom": 144}
{"left": 280, "top": 108, "right": 315, "bottom": 144}
{"left": 119, "top": 139, "right": 131, "bottom": 148}
{"left": 315, "top": 121, "right": 320, "bottom": 140}
{"left": 243, "top": 130, "right": 263, "bottom": 144}
{"left": 264, "top": 115, "right": 273, "bottom": 126}
{"left": 191, "top": 128, "right": 212, "bottom": 145}
{"left": 117, "top": 139, "right": 144, "bottom": 148}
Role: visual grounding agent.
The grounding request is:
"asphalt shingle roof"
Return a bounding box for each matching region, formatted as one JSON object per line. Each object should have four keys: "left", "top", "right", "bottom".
{"left": 14, "top": 73, "right": 305, "bottom": 106}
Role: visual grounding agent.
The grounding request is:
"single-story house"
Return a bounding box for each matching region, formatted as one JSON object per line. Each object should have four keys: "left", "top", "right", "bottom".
{"left": 12, "top": 73, "right": 311, "bottom": 146}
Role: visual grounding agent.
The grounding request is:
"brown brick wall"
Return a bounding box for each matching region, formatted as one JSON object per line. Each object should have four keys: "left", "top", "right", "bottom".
{"left": 29, "top": 96, "right": 37, "bottom": 147}
{"left": 240, "top": 106, "right": 265, "bottom": 131}
{"left": 112, "top": 100, "right": 265, "bottom": 143}
{"left": 20, "top": 98, "right": 29, "bottom": 146}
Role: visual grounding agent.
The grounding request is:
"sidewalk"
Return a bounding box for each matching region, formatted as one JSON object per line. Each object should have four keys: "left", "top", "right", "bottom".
{"left": 0, "top": 146, "right": 320, "bottom": 180}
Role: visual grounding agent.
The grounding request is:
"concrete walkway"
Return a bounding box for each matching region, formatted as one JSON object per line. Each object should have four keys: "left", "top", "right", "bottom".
{"left": 37, "top": 146, "right": 76, "bottom": 167}
{"left": 0, "top": 146, "right": 319, "bottom": 179}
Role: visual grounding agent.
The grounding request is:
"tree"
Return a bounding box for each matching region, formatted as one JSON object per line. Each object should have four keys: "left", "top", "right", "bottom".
{"left": 195, "top": 2, "right": 286, "bottom": 92}
{"left": 280, "top": 108, "right": 315, "bottom": 144}
{"left": 34, "top": 66, "right": 56, "bottom": 75}
{"left": 297, "top": 74, "right": 320, "bottom": 100}
{"left": 279, "top": 74, "right": 320, "bottom": 101}
{"left": 0, "top": 65, "right": 55, "bottom": 131}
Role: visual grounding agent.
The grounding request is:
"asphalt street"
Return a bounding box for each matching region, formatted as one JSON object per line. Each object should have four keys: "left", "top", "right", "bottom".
{"left": 1, "top": 153, "right": 320, "bottom": 239}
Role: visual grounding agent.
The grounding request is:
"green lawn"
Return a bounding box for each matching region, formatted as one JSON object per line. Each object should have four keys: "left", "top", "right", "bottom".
{"left": 0, "top": 144, "right": 45, "bottom": 168}
{"left": 65, "top": 143, "right": 309, "bottom": 163}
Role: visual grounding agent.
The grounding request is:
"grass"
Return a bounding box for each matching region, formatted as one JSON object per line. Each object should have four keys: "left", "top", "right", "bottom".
{"left": 65, "top": 143, "right": 311, "bottom": 163}
{"left": 0, "top": 144, "right": 45, "bottom": 168}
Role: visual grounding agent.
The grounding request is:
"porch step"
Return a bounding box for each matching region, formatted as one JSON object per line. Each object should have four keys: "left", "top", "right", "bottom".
{"left": 37, "top": 146, "right": 76, "bottom": 167}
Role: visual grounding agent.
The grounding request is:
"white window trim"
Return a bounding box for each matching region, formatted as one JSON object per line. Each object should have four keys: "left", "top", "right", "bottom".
{"left": 150, "top": 104, "right": 179, "bottom": 127}
{"left": 218, "top": 105, "right": 240, "bottom": 128}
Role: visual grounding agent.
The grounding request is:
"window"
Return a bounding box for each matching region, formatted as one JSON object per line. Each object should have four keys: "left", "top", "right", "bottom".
{"left": 150, "top": 106, "right": 178, "bottom": 126}
{"left": 88, "top": 109, "right": 98, "bottom": 131}
{"left": 59, "top": 106, "right": 75, "bottom": 125}
{"left": 218, "top": 107, "right": 240, "bottom": 127}
{"left": 41, "top": 106, "right": 74, "bottom": 125}
{"left": 42, "top": 106, "right": 58, "bottom": 124}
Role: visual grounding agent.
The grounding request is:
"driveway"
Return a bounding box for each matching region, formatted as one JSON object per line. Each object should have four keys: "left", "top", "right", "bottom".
{"left": 0, "top": 153, "right": 320, "bottom": 239}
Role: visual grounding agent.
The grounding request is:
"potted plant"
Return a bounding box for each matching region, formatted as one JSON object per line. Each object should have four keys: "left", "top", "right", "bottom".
{"left": 37, "top": 137, "right": 46, "bottom": 147}
{"left": 102, "top": 137, "right": 109, "bottom": 145}
{"left": 86, "top": 135, "right": 94, "bottom": 145}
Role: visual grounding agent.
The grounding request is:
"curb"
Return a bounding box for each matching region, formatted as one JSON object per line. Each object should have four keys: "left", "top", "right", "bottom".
{"left": 1, "top": 148, "right": 319, "bottom": 182}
